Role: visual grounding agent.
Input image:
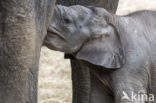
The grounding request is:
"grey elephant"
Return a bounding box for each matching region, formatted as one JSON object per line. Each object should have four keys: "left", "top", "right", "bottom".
{"left": 56, "top": 1, "right": 119, "bottom": 103}
{"left": 0, "top": 0, "right": 55, "bottom": 102}
{"left": 0, "top": 0, "right": 118, "bottom": 102}
{"left": 44, "top": 5, "right": 156, "bottom": 103}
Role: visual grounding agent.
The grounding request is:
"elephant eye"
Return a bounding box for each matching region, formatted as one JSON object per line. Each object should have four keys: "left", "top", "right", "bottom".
{"left": 63, "top": 17, "right": 72, "bottom": 24}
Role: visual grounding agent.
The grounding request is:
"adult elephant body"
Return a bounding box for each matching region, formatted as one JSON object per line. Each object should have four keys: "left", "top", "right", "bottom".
{"left": 0, "top": 0, "right": 55, "bottom": 102}
{"left": 56, "top": 0, "right": 119, "bottom": 103}
{"left": 56, "top": 0, "right": 119, "bottom": 13}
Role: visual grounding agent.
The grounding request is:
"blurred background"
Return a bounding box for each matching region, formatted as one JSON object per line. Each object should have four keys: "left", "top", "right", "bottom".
{"left": 38, "top": 0, "right": 156, "bottom": 103}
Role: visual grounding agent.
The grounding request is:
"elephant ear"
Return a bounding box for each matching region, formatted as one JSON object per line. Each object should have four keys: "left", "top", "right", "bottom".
{"left": 76, "top": 21, "right": 125, "bottom": 69}
{"left": 76, "top": 37, "right": 124, "bottom": 69}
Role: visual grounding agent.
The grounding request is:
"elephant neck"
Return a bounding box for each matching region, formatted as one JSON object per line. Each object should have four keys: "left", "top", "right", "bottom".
{"left": 109, "top": 16, "right": 130, "bottom": 50}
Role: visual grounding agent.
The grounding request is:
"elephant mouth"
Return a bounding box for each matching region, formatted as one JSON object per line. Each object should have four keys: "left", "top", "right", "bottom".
{"left": 47, "top": 27, "right": 66, "bottom": 40}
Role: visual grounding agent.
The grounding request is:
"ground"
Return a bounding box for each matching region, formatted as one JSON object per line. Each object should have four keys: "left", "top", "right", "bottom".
{"left": 38, "top": 0, "right": 156, "bottom": 103}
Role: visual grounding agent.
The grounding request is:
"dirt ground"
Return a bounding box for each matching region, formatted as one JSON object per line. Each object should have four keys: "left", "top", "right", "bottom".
{"left": 38, "top": 0, "right": 156, "bottom": 103}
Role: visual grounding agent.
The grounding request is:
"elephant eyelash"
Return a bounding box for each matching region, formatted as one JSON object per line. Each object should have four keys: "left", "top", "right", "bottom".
{"left": 91, "top": 34, "right": 109, "bottom": 39}
{"left": 63, "top": 18, "right": 72, "bottom": 24}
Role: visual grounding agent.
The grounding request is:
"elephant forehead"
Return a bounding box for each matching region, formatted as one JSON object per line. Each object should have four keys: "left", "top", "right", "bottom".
{"left": 56, "top": 5, "right": 93, "bottom": 21}
{"left": 70, "top": 5, "right": 93, "bottom": 18}
{"left": 55, "top": 6, "right": 79, "bottom": 22}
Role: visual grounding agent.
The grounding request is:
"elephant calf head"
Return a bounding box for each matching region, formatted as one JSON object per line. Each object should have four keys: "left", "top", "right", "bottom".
{"left": 44, "top": 5, "right": 124, "bottom": 69}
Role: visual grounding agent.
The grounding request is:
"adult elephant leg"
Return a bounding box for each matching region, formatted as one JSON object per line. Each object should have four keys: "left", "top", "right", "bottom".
{"left": 71, "top": 60, "right": 91, "bottom": 103}
{"left": 0, "top": 0, "right": 55, "bottom": 102}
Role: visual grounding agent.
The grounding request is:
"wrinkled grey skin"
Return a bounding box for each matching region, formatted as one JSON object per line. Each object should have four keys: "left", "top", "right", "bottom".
{"left": 55, "top": 1, "right": 119, "bottom": 103}
{"left": 0, "top": 0, "right": 55, "bottom": 102}
{"left": 56, "top": 0, "right": 118, "bottom": 13}
{"left": 45, "top": 5, "right": 156, "bottom": 103}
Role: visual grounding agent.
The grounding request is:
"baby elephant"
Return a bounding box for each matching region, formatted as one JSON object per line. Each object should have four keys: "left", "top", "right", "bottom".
{"left": 44, "top": 5, "right": 156, "bottom": 103}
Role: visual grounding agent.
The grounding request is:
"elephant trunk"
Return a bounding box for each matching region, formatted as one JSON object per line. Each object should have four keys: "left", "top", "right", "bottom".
{"left": 71, "top": 60, "right": 91, "bottom": 103}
